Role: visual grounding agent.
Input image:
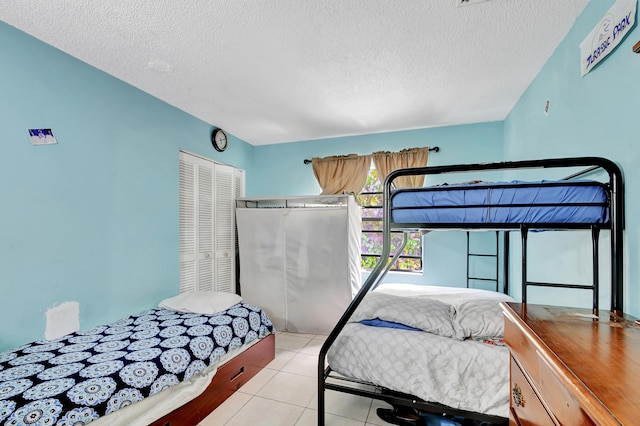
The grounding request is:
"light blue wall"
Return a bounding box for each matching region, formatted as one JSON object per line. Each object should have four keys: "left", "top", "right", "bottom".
{"left": 251, "top": 123, "right": 505, "bottom": 287}
{"left": 504, "top": 0, "right": 640, "bottom": 315}
{"left": 250, "top": 122, "right": 504, "bottom": 196}
{"left": 0, "top": 22, "right": 254, "bottom": 351}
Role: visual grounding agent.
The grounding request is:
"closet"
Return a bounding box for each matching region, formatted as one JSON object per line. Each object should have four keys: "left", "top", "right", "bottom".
{"left": 179, "top": 150, "right": 245, "bottom": 294}
{"left": 236, "top": 195, "right": 362, "bottom": 334}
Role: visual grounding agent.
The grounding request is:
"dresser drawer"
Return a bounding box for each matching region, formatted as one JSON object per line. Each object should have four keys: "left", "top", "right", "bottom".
{"left": 536, "top": 351, "right": 595, "bottom": 425}
{"left": 504, "top": 310, "right": 540, "bottom": 383}
{"left": 510, "top": 358, "right": 555, "bottom": 426}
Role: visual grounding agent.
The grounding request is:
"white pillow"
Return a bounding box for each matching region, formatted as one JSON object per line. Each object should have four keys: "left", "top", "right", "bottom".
{"left": 351, "top": 292, "right": 458, "bottom": 339}
{"left": 454, "top": 297, "right": 514, "bottom": 339}
{"left": 159, "top": 291, "right": 242, "bottom": 315}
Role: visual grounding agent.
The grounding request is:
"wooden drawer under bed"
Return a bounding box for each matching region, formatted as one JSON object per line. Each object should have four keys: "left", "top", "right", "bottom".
{"left": 149, "top": 333, "right": 275, "bottom": 426}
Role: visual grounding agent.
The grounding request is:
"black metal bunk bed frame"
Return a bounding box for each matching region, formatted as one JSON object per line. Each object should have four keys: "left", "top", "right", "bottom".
{"left": 317, "top": 156, "right": 624, "bottom": 425}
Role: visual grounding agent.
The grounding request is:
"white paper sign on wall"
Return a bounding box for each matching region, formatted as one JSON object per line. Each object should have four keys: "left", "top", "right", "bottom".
{"left": 28, "top": 128, "right": 58, "bottom": 145}
{"left": 580, "top": 0, "right": 637, "bottom": 77}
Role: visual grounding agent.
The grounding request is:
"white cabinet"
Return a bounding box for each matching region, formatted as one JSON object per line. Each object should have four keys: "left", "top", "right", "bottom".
{"left": 179, "top": 151, "right": 245, "bottom": 294}
{"left": 236, "top": 195, "right": 362, "bottom": 334}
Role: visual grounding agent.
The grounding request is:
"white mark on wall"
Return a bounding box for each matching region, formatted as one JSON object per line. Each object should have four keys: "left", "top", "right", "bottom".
{"left": 45, "top": 302, "right": 79, "bottom": 340}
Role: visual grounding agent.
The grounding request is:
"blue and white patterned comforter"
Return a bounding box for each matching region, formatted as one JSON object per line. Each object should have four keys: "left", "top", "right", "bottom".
{"left": 0, "top": 303, "right": 274, "bottom": 426}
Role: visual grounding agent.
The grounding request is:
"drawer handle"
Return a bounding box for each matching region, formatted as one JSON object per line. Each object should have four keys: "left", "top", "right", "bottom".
{"left": 230, "top": 366, "right": 245, "bottom": 382}
{"left": 512, "top": 383, "right": 525, "bottom": 408}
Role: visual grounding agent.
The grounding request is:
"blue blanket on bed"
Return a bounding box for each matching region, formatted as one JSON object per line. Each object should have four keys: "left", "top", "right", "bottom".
{"left": 0, "top": 303, "right": 274, "bottom": 425}
{"left": 360, "top": 318, "right": 422, "bottom": 332}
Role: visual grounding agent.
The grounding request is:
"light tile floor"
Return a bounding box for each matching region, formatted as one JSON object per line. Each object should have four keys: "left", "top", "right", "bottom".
{"left": 199, "top": 331, "right": 395, "bottom": 426}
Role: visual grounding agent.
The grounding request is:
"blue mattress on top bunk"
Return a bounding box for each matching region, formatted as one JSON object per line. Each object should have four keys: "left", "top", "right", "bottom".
{"left": 390, "top": 180, "right": 609, "bottom": 225}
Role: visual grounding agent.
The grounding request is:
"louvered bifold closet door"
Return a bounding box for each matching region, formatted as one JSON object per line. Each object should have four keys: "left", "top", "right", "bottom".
{"left": 179, "top": 151, "right": 245, "bottom": 295}
{"left": 179, "top": 157, "right": 197, "bottom": 293}
{"left": 214, "top": 164, "right": 235, "bottom": 293}
{"left": 197, "top": 166, "right": 215, "bottom": 292}
{"left": 233, "top": 169, "right": 245, "bottom": 204}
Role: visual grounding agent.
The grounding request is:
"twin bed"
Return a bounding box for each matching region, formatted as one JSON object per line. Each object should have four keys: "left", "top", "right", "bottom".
{"left": 0, "top": 296, "right": 275, "bottom": 426}
{"left": 319, "top": 156, "right": 624, "bottom": 425}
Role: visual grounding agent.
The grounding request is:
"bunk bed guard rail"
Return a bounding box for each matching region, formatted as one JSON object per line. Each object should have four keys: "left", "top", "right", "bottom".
{"left": 383, "top": 156, "right": 623, "bottom": 312}
{"left": 317, "top": 156, "right": 623, "bottom": 426}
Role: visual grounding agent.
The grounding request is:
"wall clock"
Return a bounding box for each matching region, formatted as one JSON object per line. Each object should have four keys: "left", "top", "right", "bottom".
{"left": 211, "top": 128, "right": 228, "bottom": 152}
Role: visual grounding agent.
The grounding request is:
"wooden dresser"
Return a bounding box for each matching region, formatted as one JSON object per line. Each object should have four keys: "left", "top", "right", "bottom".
{"left": 501, "top": 302, "right": 640, "bottom": 425}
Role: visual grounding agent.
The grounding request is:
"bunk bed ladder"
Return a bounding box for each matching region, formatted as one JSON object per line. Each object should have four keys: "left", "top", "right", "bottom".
{"left": 466, "top": 231, "right": 499, "bottom": 292}
{"left": 520, "top": 225, "right": 601, "bottom": 312}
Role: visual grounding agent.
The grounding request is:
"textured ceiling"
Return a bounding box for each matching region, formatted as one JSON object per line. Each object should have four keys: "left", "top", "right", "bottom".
{"left": 0, "top": 0, "right": 588, "bottom": 145}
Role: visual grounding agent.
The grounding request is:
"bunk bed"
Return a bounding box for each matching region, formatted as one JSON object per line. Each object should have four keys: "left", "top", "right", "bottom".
{"left": 0, "top": 298, "right": 275, "bottom": 426}
{"left": 318, "top": 156, "right": 624, "bottom": 425}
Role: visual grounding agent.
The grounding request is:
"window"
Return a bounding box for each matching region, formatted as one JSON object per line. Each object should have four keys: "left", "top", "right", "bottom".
{"left": 358, "top": 167, "right": 422, "bottom": 272}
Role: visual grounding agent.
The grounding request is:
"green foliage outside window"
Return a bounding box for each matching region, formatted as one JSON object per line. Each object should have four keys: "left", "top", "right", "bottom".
{"left": 358, "top": 168, "right": 422, "bottom": 273}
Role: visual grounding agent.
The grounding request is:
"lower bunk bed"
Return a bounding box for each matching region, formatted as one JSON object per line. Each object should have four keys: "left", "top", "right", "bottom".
{"left": 0, "top": 297, "right": 275, "bottom": 426}
{"left": 326, "top": 284, "right": 514, "bottom": 425}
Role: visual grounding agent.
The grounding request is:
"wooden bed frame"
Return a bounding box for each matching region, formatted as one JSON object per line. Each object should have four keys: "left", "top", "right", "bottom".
{"left": 149, "top": 332, "right": 275, "bottom": 426}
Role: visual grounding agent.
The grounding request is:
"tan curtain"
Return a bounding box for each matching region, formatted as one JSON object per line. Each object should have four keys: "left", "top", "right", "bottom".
{"left": 372, "top": 147, "right": 430, "bottom": 189}
{"left": 312, "top": 154, "right": 372, "bottom": 195}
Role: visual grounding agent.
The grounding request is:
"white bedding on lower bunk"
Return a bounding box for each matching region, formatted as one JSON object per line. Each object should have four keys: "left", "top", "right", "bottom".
{"left": 328, "top": 323, "right": 510, "bottom": 418}
{"left": 328, "top": 284, "right": 514, "bottom": 418}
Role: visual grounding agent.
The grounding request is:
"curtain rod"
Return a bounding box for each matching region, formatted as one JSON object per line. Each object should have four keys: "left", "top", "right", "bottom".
{"left": 303, "top": 146, "right": 440, "bottom": 165}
